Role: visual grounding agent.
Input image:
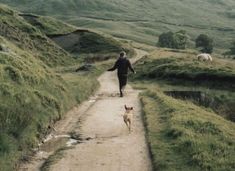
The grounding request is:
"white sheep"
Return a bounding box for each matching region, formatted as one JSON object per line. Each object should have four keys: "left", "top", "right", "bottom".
{"left": 197, "top": 53, "right": 213, "bottom": 62}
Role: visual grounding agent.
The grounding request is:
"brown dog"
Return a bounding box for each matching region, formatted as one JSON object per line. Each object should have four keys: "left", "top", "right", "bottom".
{"left": 123, "top": 105, "right": 134, "bottom": 132}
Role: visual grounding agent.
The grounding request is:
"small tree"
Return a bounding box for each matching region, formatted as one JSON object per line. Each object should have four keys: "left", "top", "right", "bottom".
{"left": 195, "top": 34, "right": 213, "bottom": 54}
{"left": 158, "top": 31, "right": 174, "bottom": 48}
{"left": 158, "top": 30, "right": 187, "bottom": 49}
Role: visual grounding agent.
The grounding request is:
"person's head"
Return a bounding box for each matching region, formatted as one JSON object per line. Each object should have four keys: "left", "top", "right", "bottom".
{"left": 120, "top": 51, "right": 126, "bottom": 58}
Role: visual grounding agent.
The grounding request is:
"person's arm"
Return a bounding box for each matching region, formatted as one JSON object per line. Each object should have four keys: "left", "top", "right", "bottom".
{"left": 107, "top": 60, "right": 118, "bottom": 71}
{"left": 128, "top": 60, "right": 135, "bottom": 73}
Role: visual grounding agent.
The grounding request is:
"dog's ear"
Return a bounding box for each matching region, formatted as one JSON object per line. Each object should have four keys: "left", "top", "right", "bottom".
{"left": 125, "top": 105, "right": 127, "bottom": 110}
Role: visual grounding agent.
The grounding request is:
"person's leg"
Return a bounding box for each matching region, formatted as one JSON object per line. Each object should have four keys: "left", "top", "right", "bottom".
{"left": 121, "top": 75, "right": 127, "bottom": 95}
{"left": 118, "top": 75, "right": 127, "bottom": 97}
{"left": 118, "top": 75, "right": 123, "bottom": 97}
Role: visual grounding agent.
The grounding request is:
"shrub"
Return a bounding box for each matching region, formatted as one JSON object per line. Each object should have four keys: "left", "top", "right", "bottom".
{"left": 158, "top": 30, "right": 188, "bottom": 49}
{"left": 195, "top": 34, "right": 214, "bottom": 54}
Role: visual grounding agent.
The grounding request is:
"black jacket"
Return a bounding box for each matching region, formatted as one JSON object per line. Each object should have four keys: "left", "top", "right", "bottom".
{"left": 107, "top": 57, "right": 135, "bottom": 75}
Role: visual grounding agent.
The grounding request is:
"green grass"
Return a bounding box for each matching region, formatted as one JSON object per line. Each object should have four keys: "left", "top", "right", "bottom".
{"left": 130, "top": 47, "right": 235, "bottom": 170}
{"left": 0, "top": 5, "right": 74, "bottom": 67}
{"left": 72, "top": 31, "right": 126, "bottom": 54}
{"left": 17, "top": 10, "right": 135, "bottom": 60}
{"left": 132, "top": 49, "right": 235, "bottom": 89}
{"left": 1, "top": 0, "right": 235, "bottom": 51}
{"left": 49, "top": 30, "right": 134, "bottom": 56}
{"left": 20, "top": 13, "right": 77, "bottom": 35}
{"left": 0, "top": 35, "right": 100, "bottom": 171}
{"left": 0, "top": 36, "right": 67, "bottom": 171}
{"left": 131, "top": 48, "right": 235, "bottom": 120}
{"left": 141, "top": 90, "right": 235, "bottom": 171}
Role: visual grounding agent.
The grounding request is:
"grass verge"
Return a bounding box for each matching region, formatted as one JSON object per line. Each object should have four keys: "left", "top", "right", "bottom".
{"left": 141, "top": 90, "right": 235, "bottom": 171}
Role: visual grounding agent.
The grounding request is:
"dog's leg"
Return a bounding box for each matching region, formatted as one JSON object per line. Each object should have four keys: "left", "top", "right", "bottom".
{"left": 128, "top": 120, "right": 131, "bottom": 133}
{"left": 124, "top": 119, "right": 129, "bottom": 129}
{"left": 125, "top": 121, "right": 129, "bottom": 128}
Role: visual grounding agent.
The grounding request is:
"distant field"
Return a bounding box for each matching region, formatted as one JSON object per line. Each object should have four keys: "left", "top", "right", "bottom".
{"left": 0, "top": 0, "right": 235, "bottom": 51}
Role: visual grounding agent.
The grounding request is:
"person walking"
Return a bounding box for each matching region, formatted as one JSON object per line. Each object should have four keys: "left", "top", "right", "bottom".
{"left": 107, "top": 51, "right": 135, "bottom": 97}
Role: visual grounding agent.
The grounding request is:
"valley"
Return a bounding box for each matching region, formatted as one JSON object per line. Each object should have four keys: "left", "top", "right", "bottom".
{"left": 1, "top": 0, "right": 235, "bottom": 51}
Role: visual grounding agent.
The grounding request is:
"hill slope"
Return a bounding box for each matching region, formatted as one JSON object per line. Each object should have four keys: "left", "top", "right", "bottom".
{"left": 132, "top": 49, "right": 235, "bottom": 88}
{"left": 0, "top": 0, "right": 235, "bottom": 50}
{"left": 19, "top": 13, "right": 134, "bottom": 58}
{"left": 0, "top": 5, "right": 74, "bottom": 66}
{"left": 141, "top": 90, "right": 235, "bottom": 171}
{"left": 131, "top": 48, "right": 235, "bottom": 121}
{"left": 20, "top": 13, "right": 77, "bottom": 35}
{"left": 130, "top": 48, "right": 235, "bottom": 170}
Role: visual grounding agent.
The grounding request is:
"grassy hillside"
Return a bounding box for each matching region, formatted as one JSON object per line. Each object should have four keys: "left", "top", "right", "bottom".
{"left": 132, "top": 49, "right": 235, "bottom": 89}
{"left": 0, "top": 5, "right": 76, "bottom": 67}
{"left": 0, "top": 35, "right": 101, "bottom": 171}
{"left": 20, "top": 13, "right": 77, "bottom": 35}
{"left": 0, "top": 4, "right": 129, "bottom": 171}
{"left": 129, "top": 47, "right": 235, "bottom": 170}
{"left": 141, "top": 90, "right": 235, "bottom": 171}
{"left": 0, "top": 0, "right": 235, "bottom": 51}
{"left": 131, "top": 48, "right": 235, "bottom": 121}
{"left": 0, "top": 36, "right": 72, "bottom": 170}
{"left": 18, "top": 12, "right": 134, "bottom": 59}
{"left": 49, "top": 29, "right": 133, "bottom": 54}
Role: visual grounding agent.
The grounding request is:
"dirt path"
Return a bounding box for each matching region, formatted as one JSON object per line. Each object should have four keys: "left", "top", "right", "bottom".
{"left": 20, "top": 49, "right": 152, "bottom": 171}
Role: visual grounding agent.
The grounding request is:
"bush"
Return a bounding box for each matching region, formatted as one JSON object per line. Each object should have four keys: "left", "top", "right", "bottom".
{"left": 195, "top": 34, "right": 214, "bottom": 54}
{"left": 158, "top": 30, "right": 188, "bottom": 49}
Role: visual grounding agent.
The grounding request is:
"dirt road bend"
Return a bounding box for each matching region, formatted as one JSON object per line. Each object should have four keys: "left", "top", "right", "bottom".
{"left": 20, "top": 49, "right": 152, "bottom": 171}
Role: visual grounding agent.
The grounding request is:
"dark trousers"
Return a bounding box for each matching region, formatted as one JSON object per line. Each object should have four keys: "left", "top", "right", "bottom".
{"left": 118, "top": 74, "right": 127, "bottom": 96}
